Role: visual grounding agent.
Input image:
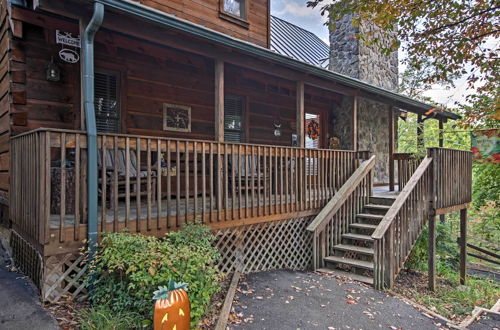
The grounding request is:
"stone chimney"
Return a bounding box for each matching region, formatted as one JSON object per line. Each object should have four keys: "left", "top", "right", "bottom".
{"left": 329, "top": 15, "right": 399, "bottom": 184}
{"left": 329, "top": 14, "right": 398, "bottom": 90}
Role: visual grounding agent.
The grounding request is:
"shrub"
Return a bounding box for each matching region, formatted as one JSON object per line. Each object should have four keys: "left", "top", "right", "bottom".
{"left": 85, "top": 224, "right": 221, "bottom": 328}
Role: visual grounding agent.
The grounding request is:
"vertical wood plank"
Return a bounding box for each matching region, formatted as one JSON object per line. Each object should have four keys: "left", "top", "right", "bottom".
{"left": 460, "top": 208, "right": 467, "bottom": 285}
{"left": 428, "top": 215, "right": 436, "bottom": 291}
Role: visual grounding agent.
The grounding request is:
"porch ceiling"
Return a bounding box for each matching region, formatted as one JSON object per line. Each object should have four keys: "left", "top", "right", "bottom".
{"left": 33, "top": 0, "right": 460, "bottom": 121}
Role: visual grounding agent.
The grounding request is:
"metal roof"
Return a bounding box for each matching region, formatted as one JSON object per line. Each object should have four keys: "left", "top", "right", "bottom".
{"left": 270, "top": 15, "right": 329, "bottom": 68}
{"left": 40, "top": 0, "right": 459, "bottom": 120}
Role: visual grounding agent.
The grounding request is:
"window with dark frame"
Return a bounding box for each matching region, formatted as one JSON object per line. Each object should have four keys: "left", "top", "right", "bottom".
{"left": 224, "top": 95, "right": 244, "bottom": 143}
{"left": 94, "top": 71, "right": 120, "bottom": 133}
{"left": 222, "top": 0, "right": 247, "bottom": 20}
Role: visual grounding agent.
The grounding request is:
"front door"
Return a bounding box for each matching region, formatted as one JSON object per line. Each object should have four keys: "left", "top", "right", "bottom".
{"left": 305, "top": 112, "right": 322, "bottom": 149}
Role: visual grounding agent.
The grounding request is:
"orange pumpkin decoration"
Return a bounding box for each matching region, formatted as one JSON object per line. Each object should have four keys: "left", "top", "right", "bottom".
{"left": 153, "top": 279, "right": 190, "bottom": 330}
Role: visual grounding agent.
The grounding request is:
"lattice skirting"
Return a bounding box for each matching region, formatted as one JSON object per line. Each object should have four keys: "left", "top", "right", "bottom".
{"left": 213, "top": 216, "right": 314, "bottom": 274}
{"left": 12, "top": 216, "right": 314, "bottom": 302}
{"left": 11, "top": 231, "right": 43, "bottom": 289}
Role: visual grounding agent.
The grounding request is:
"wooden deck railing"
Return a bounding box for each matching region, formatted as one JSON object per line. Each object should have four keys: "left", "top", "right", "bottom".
{"left": 307, "top": 155, "right": 376, "bottom": 270}
{"left": 428, "top": 148, "right": 472, "bottom": 211}
{"left": 10, "top": 128, "right": 368, "bottom": 253}
{"left": 372, "top": 156, "right": 433, "bottom": 289}
{"left": 393, "top": 153, "right": 422, "bottom": 191}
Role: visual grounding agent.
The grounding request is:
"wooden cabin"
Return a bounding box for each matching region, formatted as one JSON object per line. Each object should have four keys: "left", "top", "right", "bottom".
{"left": 0, "top": 0, "right": 472, "bottom": 301}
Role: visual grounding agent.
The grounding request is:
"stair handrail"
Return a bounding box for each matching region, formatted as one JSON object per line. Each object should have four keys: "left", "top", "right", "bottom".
{"left": 307, "top": 155, "right": 376, "bottom": 270}
{"left": 307, "top": 155, "right": 376, "bottom": 234}
{"left": 371, "top": 156, "right": 432, "bottom": 240}
{"left": 371, "top": 155, "right": 433, "bottom": 289}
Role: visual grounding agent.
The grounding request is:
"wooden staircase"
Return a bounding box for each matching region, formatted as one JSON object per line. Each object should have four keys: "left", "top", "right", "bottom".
{"left": 317, "top": 196, "right": 394, "bottom": 285}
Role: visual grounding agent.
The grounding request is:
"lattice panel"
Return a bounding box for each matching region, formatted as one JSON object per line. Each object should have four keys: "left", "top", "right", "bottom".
{"left": 213, "top": 216, "right": 314, "bottom": 274}
{"left": 43, "top": 253, "right": 88, "bottom": 302}
{"left": 11, "top": 231, "right": 43, "bottom": 290}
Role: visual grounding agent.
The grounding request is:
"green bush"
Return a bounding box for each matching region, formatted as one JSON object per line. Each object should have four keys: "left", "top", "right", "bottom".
{"left": 85, "top": 224, "right": 221, "bottom": 328}
{"left": 405, "top": 222, "right": 460, "bottom": 271}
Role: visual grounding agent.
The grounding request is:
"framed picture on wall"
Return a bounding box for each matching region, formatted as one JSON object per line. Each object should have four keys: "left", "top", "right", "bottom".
{"left": 163, "top": 103, "right": 191, "bottom": 132}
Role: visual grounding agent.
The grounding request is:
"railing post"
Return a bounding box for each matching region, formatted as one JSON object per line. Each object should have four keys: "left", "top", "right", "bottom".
{"left": 312, "top": 232, "right": 317, "bottom": 270}
{"left": 459, "top": 208, "right": 467, "bottom": 285}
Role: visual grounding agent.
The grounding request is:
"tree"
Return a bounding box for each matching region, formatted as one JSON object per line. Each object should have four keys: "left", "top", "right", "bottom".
{"left": 307, "top": 0, "right": 500, "bottom": 124}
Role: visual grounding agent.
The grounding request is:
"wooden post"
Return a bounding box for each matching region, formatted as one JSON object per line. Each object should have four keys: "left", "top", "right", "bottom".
{"left": 417, "top": 114, "right": 424, "bottom": 150}
{"left": 296, "top": 81, "right": 305, "bottom": 148}
{"left": 438, "top": 119, "right": 446, "bottom": 223}
{"left": 215, "top": 59, "right": 224, "bottom": 142}
{"left": 352, "top": 95, "right": 358, "bottom": 150}
{"left": 428, "top": 214, "right": 436, "bottom": 291}
{"left": 460, "top": 208, "right": 467, "bottom": 285}
{"left": 388, "top": 106, "right": 395, "bottom": 191}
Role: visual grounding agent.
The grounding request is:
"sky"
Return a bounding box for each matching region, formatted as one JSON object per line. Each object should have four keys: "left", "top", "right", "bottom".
{"left": 270, "top": 0, "right": 480, "bottom": 107}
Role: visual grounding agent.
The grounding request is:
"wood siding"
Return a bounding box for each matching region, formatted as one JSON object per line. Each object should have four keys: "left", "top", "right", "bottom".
{"left": 133, "top": 0, "right": 270, "bottom": 47}
{"left": 0, "top": 0, "right": 11, "bottom": 204}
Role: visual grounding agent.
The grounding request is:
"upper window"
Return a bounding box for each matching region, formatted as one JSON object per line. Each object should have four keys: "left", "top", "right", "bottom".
{"left": 222, "top": 0, "right": 246, "bottom": 19}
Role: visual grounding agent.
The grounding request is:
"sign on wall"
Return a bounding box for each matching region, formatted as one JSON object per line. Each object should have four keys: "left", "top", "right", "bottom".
{"left": 56, "top": 30, "right": 80, "bottom": 63}
{"left": 471, "top": 129, "right": 500, "bottom": 163}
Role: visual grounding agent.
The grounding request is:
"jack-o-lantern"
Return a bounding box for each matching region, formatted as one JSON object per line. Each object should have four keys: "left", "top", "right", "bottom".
{"left": 153, "top": 279, "right": 190, "bottom": 330}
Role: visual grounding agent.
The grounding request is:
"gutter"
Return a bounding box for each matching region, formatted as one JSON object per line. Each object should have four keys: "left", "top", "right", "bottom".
{"left": 95, "top": 0, "right": 459, "bottom": 120}
{"left": 82, "top": 1, "right": 104, "bottom": 258}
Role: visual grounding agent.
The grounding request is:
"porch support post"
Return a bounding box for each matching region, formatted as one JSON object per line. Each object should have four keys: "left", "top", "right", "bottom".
{"left": 438, "top": 119, "right": 445, "bottom": 223}
{"left": 296, "top": 81, "right": 305, "bottom": 148}
{"left": 428, "top": 214, "right": 436, "bottom": 291}
{"left": 388, "top": 106, "right": 395, "bottom": 191}
{"left": 460, "top": 208, "right": 467, "bottom": 285}
{"left": 215, "top": 59, "right": 224, "bottom": 142}
{"left": 417, "top": 114, "right": 424, "bottom": 150}
{"left": 352, "top": 95, "right": 358, "bottom": 150}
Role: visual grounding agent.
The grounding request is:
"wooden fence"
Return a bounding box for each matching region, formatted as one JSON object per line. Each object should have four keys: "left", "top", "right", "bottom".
{"left": 372, "top": 156, "right": 433, "bottom": 289}
{"left": 307, "top": 156, "right": 375, "bottom": 270}
{"left": 10, "top": 128, "right": 368, "bottom": 254}
{"left": 428, "top": 148, "right": 472, "bottom": 211}
{"left": 393, "top": 153, "right": 422, "bottom": 191}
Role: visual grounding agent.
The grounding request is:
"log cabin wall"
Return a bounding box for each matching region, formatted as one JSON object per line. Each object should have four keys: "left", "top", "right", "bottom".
{"left": 0, "top": 0, "right": 10, "bottom": 213}
{"left": 132, "top": 0, "right": 270, "bottom": 47}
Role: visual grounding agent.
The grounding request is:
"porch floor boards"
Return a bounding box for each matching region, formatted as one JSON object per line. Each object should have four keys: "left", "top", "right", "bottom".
{"left": 49, "top": 192, "right": 307, "bottom": 228}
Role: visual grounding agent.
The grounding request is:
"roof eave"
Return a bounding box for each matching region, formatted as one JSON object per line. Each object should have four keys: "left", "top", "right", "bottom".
{"left": 92, "top": 0, "right": 459, "bottom": 120}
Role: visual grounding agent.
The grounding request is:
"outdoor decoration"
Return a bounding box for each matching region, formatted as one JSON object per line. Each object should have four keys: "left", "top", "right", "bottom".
{"left": 328, "top": 137, "right": 340, "bottom": 149}
{"left": 471, "top": 129, "right": 499, "bottom": 163}
{"left": 307, "top": 119, "right": 320, "bottom": 140}
{"left": 163, "top": 103, "right": 191, "bottom": 132}
{"left": 55, "top": 30, "right": 80, "bottom": 63}
{"left": 153, "top": 279, "right": 190, "bottom": 330}
{"left": 46, "top": 57, "right": 60, "bottom": 82}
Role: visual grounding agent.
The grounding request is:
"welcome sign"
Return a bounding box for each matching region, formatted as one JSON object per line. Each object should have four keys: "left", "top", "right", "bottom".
{"left": 471, "top": 129, "right": 500, "bottom": 163}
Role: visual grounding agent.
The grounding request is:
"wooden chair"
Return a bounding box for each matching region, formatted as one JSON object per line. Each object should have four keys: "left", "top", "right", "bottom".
{"left": 98, "top": 149, "right": 156, "bottom": 209}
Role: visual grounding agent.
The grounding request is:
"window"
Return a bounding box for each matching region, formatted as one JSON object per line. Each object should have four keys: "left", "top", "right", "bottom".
{"left": 305, "top": 113, "right": 320, "bottom": 149}
{"left": 95, "top": 71, "right": 120, "bottom": 133}
{"left": 222, "top": 0, "right": 246, "bottom": 19}
{"left": 224, "top": 95, "right": 244, "bottom": 143}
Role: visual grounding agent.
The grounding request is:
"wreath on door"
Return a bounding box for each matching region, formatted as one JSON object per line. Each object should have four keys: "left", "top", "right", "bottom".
{"left": 307, "top": 119, "right": 320, "bottom": 140}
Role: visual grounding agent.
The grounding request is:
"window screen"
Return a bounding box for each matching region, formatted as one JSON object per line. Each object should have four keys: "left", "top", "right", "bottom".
{"left": 224, "top": 95, "right": 244, "bottom": 143}
{"left": 95, "top": 71, "right": 120, "bottom": 133}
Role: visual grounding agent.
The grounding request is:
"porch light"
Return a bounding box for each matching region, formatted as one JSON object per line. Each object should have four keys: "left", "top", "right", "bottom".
{"left": 46, "top": 57, "right": 61, "bottom": 82}
{"left": 399, "top": 110, "right": 408, "bottom": 121}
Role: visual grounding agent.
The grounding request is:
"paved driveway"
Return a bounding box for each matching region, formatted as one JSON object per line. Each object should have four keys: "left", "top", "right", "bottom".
{"left": 231, "top": 270, "right": 446, "bottom": 330}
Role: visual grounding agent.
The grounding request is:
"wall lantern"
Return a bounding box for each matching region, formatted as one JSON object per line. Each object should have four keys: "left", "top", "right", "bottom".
{"left": 399, "top": 110, "right": 408, "bottom": 121}
{"left": 46, "top": 57, "right": 61, "bottom": 82}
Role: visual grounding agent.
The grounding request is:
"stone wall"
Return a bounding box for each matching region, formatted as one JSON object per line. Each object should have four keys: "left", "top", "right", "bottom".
{"left": 332, "top": 96, "right": 354, "bottom": 150}
{"left": 357, "top": 98, "right": 391, "bottom": 183}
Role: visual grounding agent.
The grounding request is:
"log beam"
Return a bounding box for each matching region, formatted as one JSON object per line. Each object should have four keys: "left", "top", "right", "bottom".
{"left": 296, "top": 81, "right": 305, "bottom": 148}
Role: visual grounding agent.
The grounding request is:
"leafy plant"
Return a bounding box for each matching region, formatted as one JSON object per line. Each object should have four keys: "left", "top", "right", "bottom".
{"left": 85, "top": 224, "right": 221, "bottom": 328}
{"left": 78, "top": 306, "right": 145, "bottom": 330}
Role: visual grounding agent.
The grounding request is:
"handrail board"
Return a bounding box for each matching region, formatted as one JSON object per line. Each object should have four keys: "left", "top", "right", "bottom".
{"left": 372, "top": 156, "right": 433, "bottom": 239}
{"left": 306, "top": 155, "right": 376, "bottom": 233}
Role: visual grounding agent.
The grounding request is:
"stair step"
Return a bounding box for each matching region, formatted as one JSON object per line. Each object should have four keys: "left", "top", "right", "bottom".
{"left": 333, "top": 244, "right": 374, "bottom": 256}
{"left": 364, "top": 204, "right": 391, "bottom": 211}
{"left": 357, "top": 213, "right": 384, "bottom": 220}
{"left": 342, "top": 233, "right": 374, "bottom": 242}
{"left": 369, "top": 196, "right": 395, "bottom": 206}
{"left": 349, "top": 223, "right": 378, "bottom": 231}
{"left": 317, "top": 268, "right": 373, "bottom": 285}
{"left": 324, "top": 255, "right": 374, "bottom": 270}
